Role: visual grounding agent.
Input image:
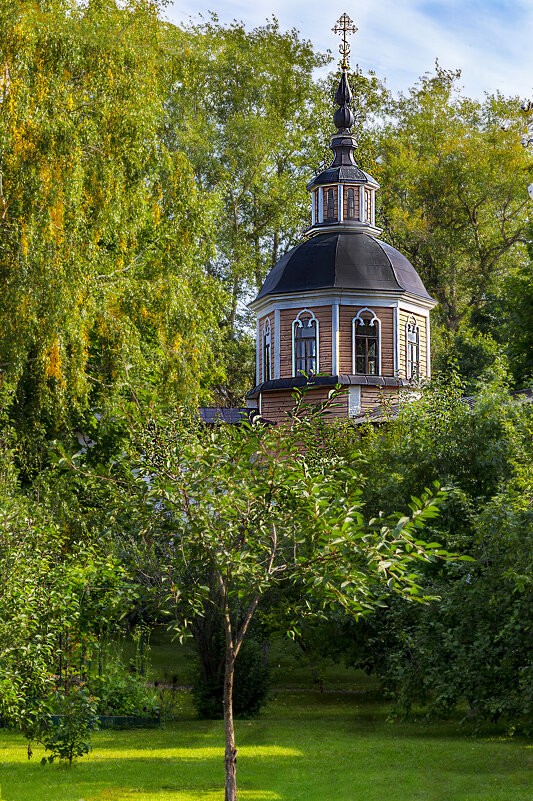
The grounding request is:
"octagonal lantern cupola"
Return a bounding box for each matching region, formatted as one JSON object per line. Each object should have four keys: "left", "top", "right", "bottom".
{"left": 306, "top": 67, "right": 380, "bottom": 237}
{"left": 246, "top": 13, "right": 437, "bottom": 426}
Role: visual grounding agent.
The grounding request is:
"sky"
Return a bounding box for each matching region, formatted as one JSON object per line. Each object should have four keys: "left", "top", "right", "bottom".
{"left": 164, "top": 0, "right": 533, "bottom": 100}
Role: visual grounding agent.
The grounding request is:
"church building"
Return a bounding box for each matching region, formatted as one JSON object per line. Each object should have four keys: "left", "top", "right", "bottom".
{"left": 246, "top": 15, "right": 436, "bottom": 425}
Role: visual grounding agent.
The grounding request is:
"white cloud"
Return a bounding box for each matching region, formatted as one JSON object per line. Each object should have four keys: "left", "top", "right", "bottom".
{"left": 164, "top": 0, "right": 533, "bottom": 100}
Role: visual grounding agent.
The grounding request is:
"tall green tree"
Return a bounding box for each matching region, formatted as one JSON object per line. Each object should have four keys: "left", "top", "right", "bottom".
{"left": 0, "top": 0, "right": 224, "bottom": 462}
{"left": 373, "top": 65, "right": 530, "bottom": 334}
{"left": 165, "top": 18, "right": 329, "bottom": 327}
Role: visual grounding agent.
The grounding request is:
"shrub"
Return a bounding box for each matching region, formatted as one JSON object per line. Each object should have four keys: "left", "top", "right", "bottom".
{"left": 192, "top": 639, "right": 271, "bottom": 719}
{"left": 89, "top": 663, "right": 159, "bottom": 717}
{"left": 38, "top": 686, "right": 98, "bottom": 766}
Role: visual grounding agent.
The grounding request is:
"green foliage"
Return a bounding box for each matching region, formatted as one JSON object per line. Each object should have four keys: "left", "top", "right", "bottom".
{"left": 432, "top": 328, "right": 509, "bottom": 393}
{"left": 166, "top": 17, "right": 329, "bottom": 324}
{"left": 90, "top": 663, "right": 159, "bottom": 717}
{"left": 0, "top": 0, "right": 224, "bottom": 464}
{"left": 315, "top": 378, "right": 533, "bottom": 730}
{"left": 38, "top": 686, "right": 98, "bottom": 766}
{"left": 373, "top": 65, "right": 530, "bottom": 334}
{"left": 191, "top": 638, "right": 271, "bottom": 720}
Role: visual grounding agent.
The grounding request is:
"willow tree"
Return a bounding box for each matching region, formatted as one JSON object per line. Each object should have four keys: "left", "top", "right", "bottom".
{"left": 0, "top": 0, "right": 224, "bottom": 463}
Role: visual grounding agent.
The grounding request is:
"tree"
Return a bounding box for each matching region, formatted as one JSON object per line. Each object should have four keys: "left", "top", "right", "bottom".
{"left": 0, "top": 421, "right": 123, "bottom": 758}
{"left": 164, "top": 17, "right": 329, "bottom": 327}
{"left": 373, "top": 65, "right": 530, "bottom": 334}
{"left": 308, "top": 377, "right": 533, "bottom": 730}
{"left": 69, "top": 392, "right": 457, "bottom": 801}
{"left": 0, "top": 0, "right": 224, "bottom": 466}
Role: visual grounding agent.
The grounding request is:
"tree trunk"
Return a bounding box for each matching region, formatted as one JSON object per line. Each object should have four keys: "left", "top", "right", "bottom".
{"left": 223, "top": 650, "right": 237, "bottom": 801}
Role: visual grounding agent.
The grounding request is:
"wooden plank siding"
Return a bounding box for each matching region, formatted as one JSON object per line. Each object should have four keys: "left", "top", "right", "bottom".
{"left": 338, "top": 306, "right": 395, "bottom": 376}
{"left": 360, "top": 385, "right": 399, "bottom": 412}
{"left": 261, "top": 387, "right": 348, "bottom": 425}
{"left": 258, "top": 313, "right": 275, "bottom": 383}
{"left": 279, "top": 306, "right": 332, "bottom": 378}
{"left": 398, "top": 309, "right": 427, "bottom": 378}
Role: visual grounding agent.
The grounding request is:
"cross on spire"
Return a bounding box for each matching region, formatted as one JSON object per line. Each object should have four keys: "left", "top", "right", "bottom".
{"left": 332, "top": 13, "right": 358, "bottom": 71}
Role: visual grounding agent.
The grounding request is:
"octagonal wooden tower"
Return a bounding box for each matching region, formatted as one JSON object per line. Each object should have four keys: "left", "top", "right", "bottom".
{"left": 247, "top": 53, "right": 436, "bottom": 424}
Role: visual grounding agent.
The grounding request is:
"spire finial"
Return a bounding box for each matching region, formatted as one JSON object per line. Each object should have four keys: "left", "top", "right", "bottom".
{"left": 332, "top": 12, "right": 358, "bottom": 71}
{"left": 331, "top": 14, "right": 357, "bottom": 134}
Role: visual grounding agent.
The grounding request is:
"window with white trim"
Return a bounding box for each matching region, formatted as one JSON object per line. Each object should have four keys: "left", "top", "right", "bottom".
{"left": 405, "top": 315, "right": 420, "bottom": 379}
{"left": 352, "top": 309, "right": 380, "bottom": 375}
{"left": 293, "top": 310, "right": 319, "bottom": 376}
{"left": 262, "top": 318, "right": 272, "bottom": 381}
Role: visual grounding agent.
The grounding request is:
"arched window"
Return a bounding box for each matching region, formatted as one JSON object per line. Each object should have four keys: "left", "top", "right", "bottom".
{"left": 352, "top": 309, "right": 381, "bottom": 375}
{"left": 293, "top": 310, "right": 319, "bottom": 376}
{"left": 405, "top": 315, "right": 420, "bottom": 379}
{"left": 364, "top": 189, "right": 372, "bottom": 222}
{"left": 262, "top": 318, "right": 272, "bottom": 381}
{"left": 326, "top": 188, "right": 335, "bottom": 220}
{"left": 346, "top": 188, "right": 356, "bottom": 219}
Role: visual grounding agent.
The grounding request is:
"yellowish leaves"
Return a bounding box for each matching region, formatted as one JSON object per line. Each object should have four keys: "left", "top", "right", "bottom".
{"left": 173, "top": 332, "right": 182, "bottom": 354}
{"left": 45, "top": 340, "right": 64, "bottom": 383}
{"left": 11, "top": 122, "right": 34, "bottom": 160}
{"left": 20, "top": 222, "right": 28, "bottom": 258}
{"left": 49, "top": 195, "right": 64, "bottom": 247}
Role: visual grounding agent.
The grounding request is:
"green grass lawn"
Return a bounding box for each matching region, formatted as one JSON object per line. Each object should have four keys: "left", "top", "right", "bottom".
{"left": 0, "top": 690, "right": 531, "bottom": 801}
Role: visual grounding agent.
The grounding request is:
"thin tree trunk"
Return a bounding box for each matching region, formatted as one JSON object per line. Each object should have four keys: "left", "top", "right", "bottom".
{"left": 223, "top": 649, "right": 237, "bottom": 801}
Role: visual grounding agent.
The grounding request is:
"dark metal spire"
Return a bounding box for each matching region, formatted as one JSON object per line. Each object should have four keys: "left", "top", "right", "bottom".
{"left": 332, "top": 13, "right": 357, "bottom": 134}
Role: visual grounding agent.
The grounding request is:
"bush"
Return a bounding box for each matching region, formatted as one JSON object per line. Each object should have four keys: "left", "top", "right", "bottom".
{"left": 192, "top": 639, "right": 271, "bottom": 719}
{"left": 38, "top": 686, "right": 98, "bottom": 766}
{"left": 89, "top": 663, "right": 159, "bottom": 717}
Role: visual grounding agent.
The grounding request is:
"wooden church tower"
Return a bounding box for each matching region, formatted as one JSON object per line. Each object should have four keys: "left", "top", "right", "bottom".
{"left": 246, "top": 14, "right": 436, "bottom": 424}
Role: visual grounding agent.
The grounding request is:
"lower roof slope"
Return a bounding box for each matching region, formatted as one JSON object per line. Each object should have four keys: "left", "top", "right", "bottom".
{"left": 255, "top": 232, "right": 434, "bottom": 302}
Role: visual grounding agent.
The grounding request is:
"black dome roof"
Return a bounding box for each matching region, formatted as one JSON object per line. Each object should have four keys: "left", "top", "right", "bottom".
{"left": 255, "top": 232, "right": 433, "bottom": 301}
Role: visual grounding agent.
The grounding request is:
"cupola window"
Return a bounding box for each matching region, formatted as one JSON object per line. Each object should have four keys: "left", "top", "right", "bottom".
{"left": 293, "top": 310, "right": 319, "bottom": 376}
{"left": 364, "top": 189, "right": 372, "bottom": 223}
{"left": 326, "top": 188, "right": 335, "bottom": 221}
{"left": 346, "top": 188, "right": 356, "bottom": 219}
{"left": 406, "top": 316, "right": 420, "bottom": 379}
{"left": 262, "top": 318, "right": 272, "bottom": 381}
{"left": 352, "top": 309, "right": 380, "bottom": 375}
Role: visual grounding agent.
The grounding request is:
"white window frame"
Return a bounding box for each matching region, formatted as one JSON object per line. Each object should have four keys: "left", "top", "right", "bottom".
{"left": 262, "top": 317, "right": 272, "bottom": 382}
{"left": 352, "top": 307, "right": 381, "bottom": 375}
{"left": 292, "top": 309, "right": 320, "bottom": 377}
{"left": 405, "top": 314, "right": 420, "bottom": 380}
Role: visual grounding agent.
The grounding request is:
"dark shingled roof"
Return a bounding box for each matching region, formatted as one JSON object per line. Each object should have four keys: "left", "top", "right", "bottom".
{"left": 305, "top": 164, "right": 367, "bottom": 188}
{"left": 197, "top": 407, "right": 253, "bottom": 425}
{"left": 255, "top": 232, "right": 434, "bottom": 302}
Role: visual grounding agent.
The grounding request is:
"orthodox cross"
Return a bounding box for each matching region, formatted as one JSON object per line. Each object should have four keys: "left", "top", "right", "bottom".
{"left": 332, "top": 13, "right": 358, "bottom": 70}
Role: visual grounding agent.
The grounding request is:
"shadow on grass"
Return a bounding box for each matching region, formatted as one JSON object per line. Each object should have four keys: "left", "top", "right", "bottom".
{"left": 0, "top": 697, "right": 530, "bottom": 801}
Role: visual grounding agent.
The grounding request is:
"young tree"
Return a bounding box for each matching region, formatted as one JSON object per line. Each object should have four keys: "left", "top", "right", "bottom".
{"left": 71, "top": 395, "right": 457, "bottom": 801}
